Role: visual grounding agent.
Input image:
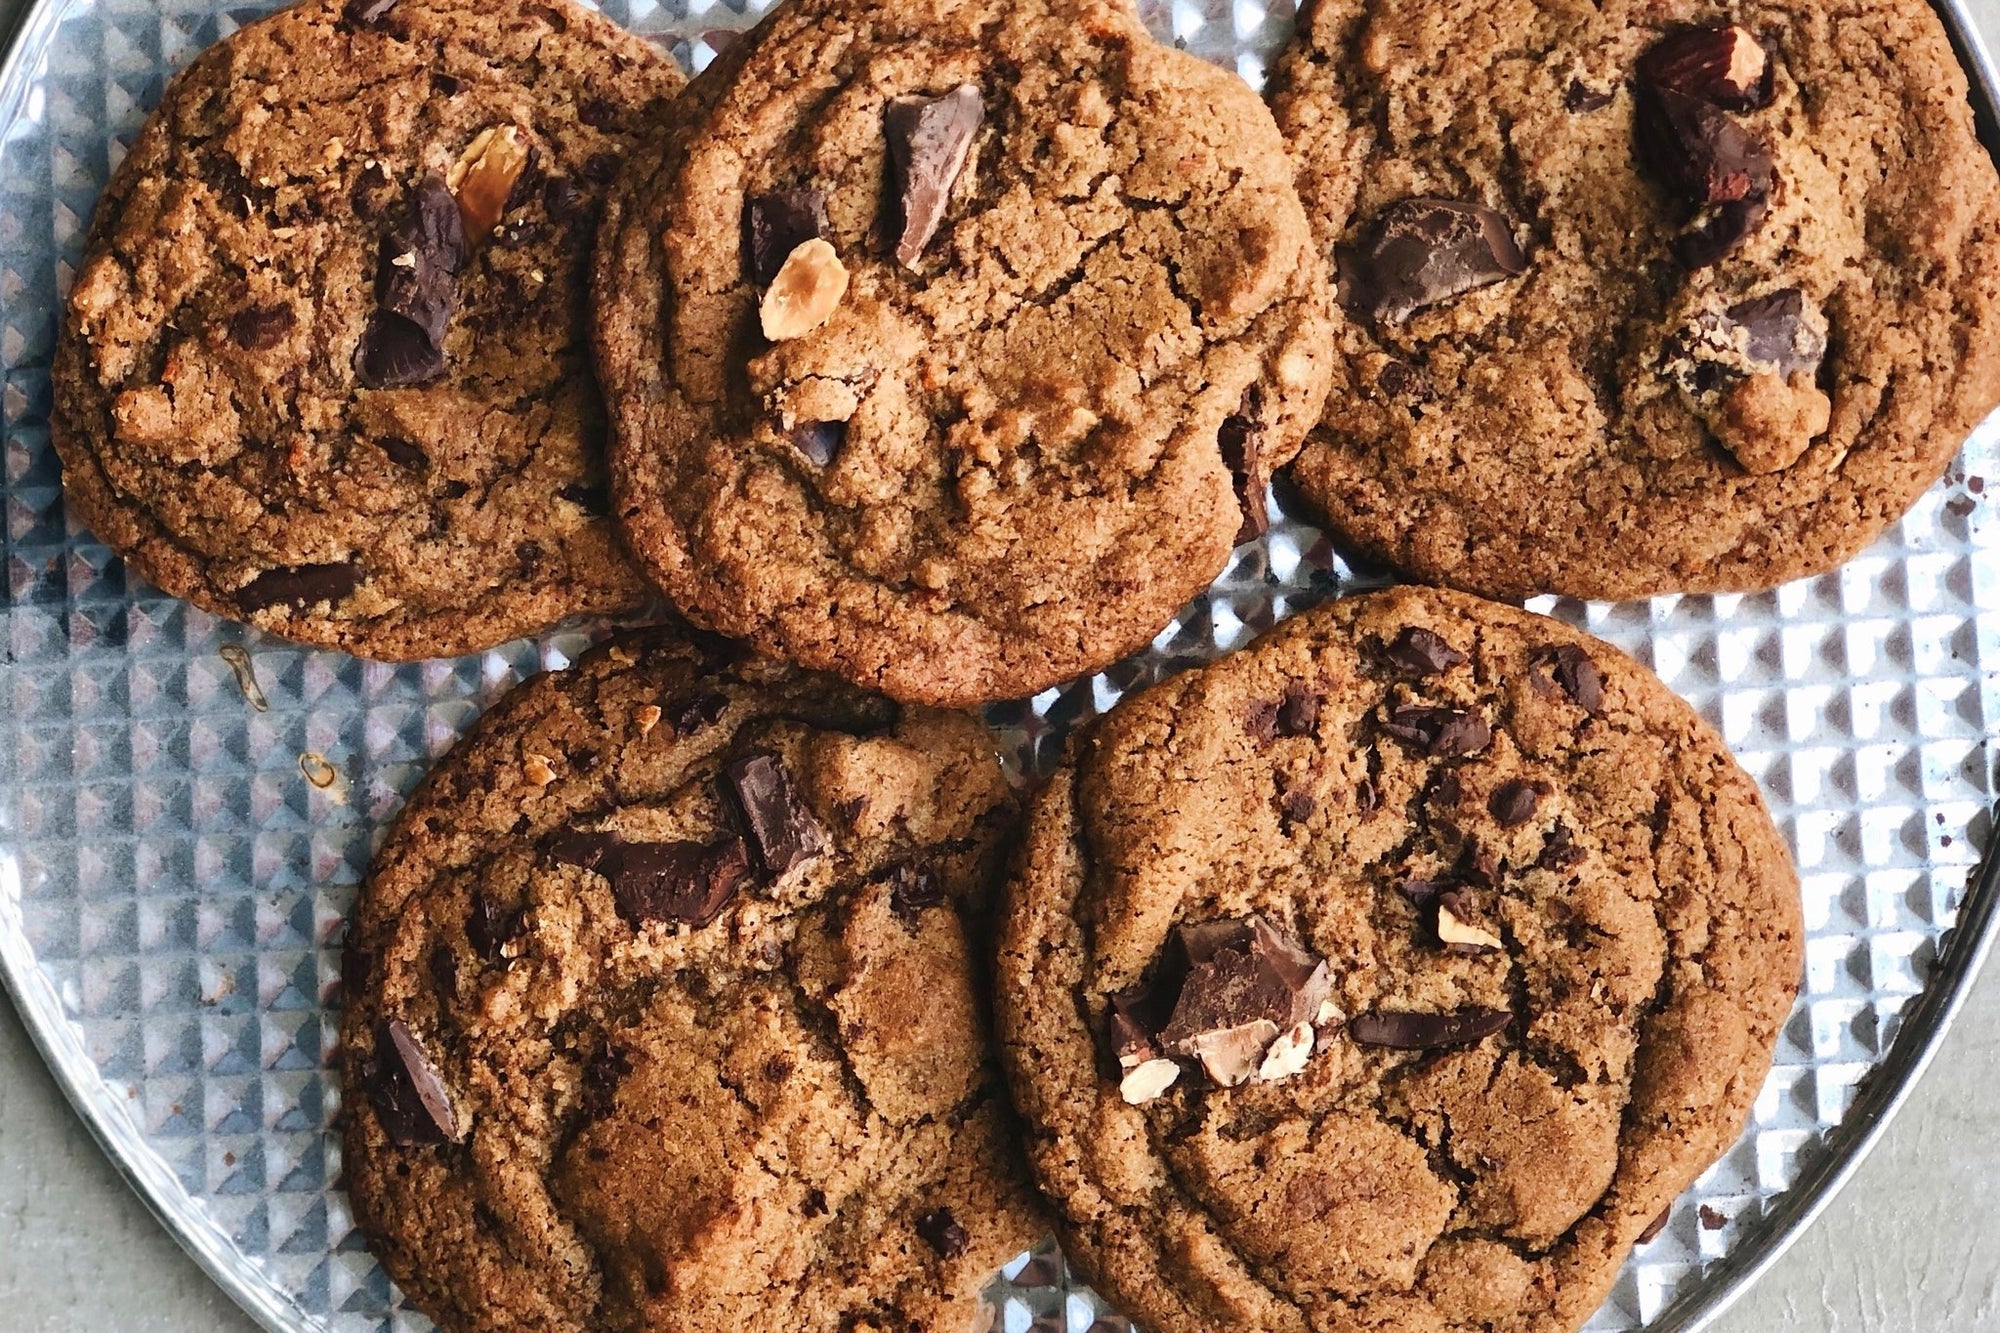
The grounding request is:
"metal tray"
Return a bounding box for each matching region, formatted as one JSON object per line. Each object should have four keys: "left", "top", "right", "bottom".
{"left": 3, "top": 0, "right": 2000, "bottom": 1328}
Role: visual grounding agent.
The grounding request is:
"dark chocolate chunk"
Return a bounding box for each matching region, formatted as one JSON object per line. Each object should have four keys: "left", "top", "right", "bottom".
{"left": 1425, "top": 768, "right": 1463, "bottom": 809}
{"left": 886, "top": 85, "right": 984, "bottom": 268}
{"left": 1217, "top": 385, "right": 1268, "bottom": 543}
{"left": 1396, "top": 877, "right": 1446, "bottom": 909}
{"left": 235, "top": 561, "right": 364, "bottom": 614}
{"left": 1387, "top": 626, "right": 1466, "bottom": 675}
{"left": 1156, "top": 916, "right": 1331, "bottom": 1087}
{"left": 579, "top": 96, "right": 620, "bottom": 129}
{"left": 1638, "top": 1204, "right": 1675, "bottom": 1244}
{"left": 1727, "top": 288, "right": 1825, "bottom": 378}
{"left": 228, "top": 304, "right": 294, "bottom": 350}
{"left": 1489, "top": 779, "right": 1542, "bottom": 827}
{"left": 1379, "top": 703, "right": 1491, "bottom": 757}
{"left": 792, "top": 420, "right": 845, "bottom": 468}
{"left": 745, "top": 190, "right": 829, "bottom": 286}
{"left": 1543, "top": 644, "right": 1604, "bottom": 712}
{"left": 885, "top": 862, "right": 946, "bottom": 931}
{"left": 581, "top": 152, "right": 621, "bottom": 184}
{"left": 1375, "top": 358, "right": 1434, "bottom": 402}
{"left": 558, "top": 481, "right": 609, "bottom": 513}
{"left": 1635, "top": 86, "right": 1773, "bottom": 208}
{"left": 1536, "top": 819, "right": 1583, "bottom": 870}
{"left": 548, "top": 828, "right": 751, "bottom": 927}
{"left": 467, "top": 894, "right": 521, "bottom": 961}
{"left": 1348, "top": 1006, "right": 1511, "bottom": 1050}
{"left": 1245, "top": 699, "right": 1280, "bottom": 744}
{"left": 542, "top": 176, "right": 582, "bottom": 221}
{"left": 357, "top": 175, "right": 464, "bottom": 388}
{"left": 915, "top": 1206, "right": 970, "bottom": 1259}
{"left": 1637, "top": 24, "right": 1773, "bottom": 112}
{"left": 1674, "top": 193, "right": 1770, "bottom": 268}
{"left": 379, "top": 436, "right": 427, "bottom": 471}
{"left": 1566, "top": 79, "right": 1614, "bottom": 112}
{"left": 666, "top": 691, "right": 728, "bottom": 737}
{"left": 1459, "top": 840, "right": 1502, "bottom": 888}
{"left": 1276, "top": 682, "right": 1321, "bottom": 737}
{"left": 431, "top": 71, "right": 460, "bottom": 97}
{"left": 724, "top": 750, "right": 829, "bottom": 876}
{"left": 1342, "top": 198, "right": 1528, "bottom": 325}
{"left": 1279, "top": 785, "right": 1316, "bottom": 827}
{"left": 342, "top": 0, "right": 398, "bottom": 25}
{"left": 370, "top": 1018, "right": 460, "bottom": 1144}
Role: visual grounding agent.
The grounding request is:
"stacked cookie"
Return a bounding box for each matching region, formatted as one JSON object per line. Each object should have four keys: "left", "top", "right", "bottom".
{"left": 49, "top": 0, "right": 2000, "bottom": 1327}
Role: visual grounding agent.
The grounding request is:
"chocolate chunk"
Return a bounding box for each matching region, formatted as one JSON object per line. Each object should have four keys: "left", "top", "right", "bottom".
{"left": 885, "top": 862, "right": 946, "bottom": 931}
{"left": 1279, "top": 785, "right": 1316, "bottom": 827}
{"left": 1375, "top": 358, "right": 1434, "bottom": 403}
{"left": 1637, "top": 1204, "right": 1675, "bottom": 1244}
{"left": 1245, "top": 700, "right": 1280, "bottom": 744}
{"left": 1638, "top": 24, "right": 1773, "bottom": 112}
{"left": 579, "top": 97, "right": 620, "bottom": 129}
{"left": 342, "top": 0, "right": 398, "bottom": 24}
{"left": 1156, "top": 916, "right": 1332, "bottom": 1087}
{"left": 548, "top": 828, "right": 751, "bottom": 927}
{"left": 668, "top": 690, "right": 729, "bottom": 736}
{"left": 745, "top": 190, "right": 829, "bottom": 286}
{"left": 1489, "top": 779, "right": 1542, "bottom": 827}
{"left": 235, "top": 561, "right": 363, "bottom": 614}
{"left": 580, "top": 152, "right": 620, "bottom": 185}
{"left": 724, "top": 750, "right": 829, "bottom": 876}
{"left": 1636, "top": 87, "right": 1773, "bottom": 208}
{"left": 1217, "top": 385, "right": 1268, "bottom": 543}
{"left": 1342, "top": 198, "right": 1528, "bottom": 325}
{"left": 467, "top": 894, "right": 521, "bottom": 961}
{"left": 1276, "top": 683, "right": 1321, "bottom": 737}
{"left": 1459, "top": 840, "right": 1502, "bottom": 888}
{"left": 1396, "top": 877, "right": 1445, "bottom": 909}
{"left": 370, "top": 1018, "right": 460, "bottom": 1144}
{"left": 792, "top": 420, "right": 845, "bottom": 468}
{"left": 1387, "top": 627, "right": 1466, "bottom": 675}
{"left": 558, "top": 481, "right": 609, "bottom": 513}
{"left": 228, "top": 304, "right": 294, "bottom": 350}
{"left": 379, "top": 437, "right": 427, "bottom": 471}
{"left": 1537, "top": 819, "right": 1583, "bottom": 870}
{"left": 885, "top": 85, "right": 983, "bottom": 268}
{"left": 1543, "top": 644, "right": 1604, "bottom": 712}
{"left": 1674, "top": 193, "right": 1769, "bottom": 269}
{"left": 1565, "top": 79, "right": 1614, "bottom": 112}
{"left": 1425, "top": 768, "right": 1462, "bottom": 809}
{"left": 357, "top": 175, "right": 465, "bottom": 388}
{"left": 915, "top": 1206, "right": 969, "bottom": 1259}
{"left": 1348, "top": 1006, "right": 1511, "bottom": 1050}
{"left": 542, "top": 176, "right": 582, "bottom": 221}
{"left": 1727, "top": 289, "right": 1825, "bottom": 378}
{"left": 431, "top": 71, "right": 460, "bottom": 97}
{"left": 1379, "top": 703, "right": 1491, "bottom": 757}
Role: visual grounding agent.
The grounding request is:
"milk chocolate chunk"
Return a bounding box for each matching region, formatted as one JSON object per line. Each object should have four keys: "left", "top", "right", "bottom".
{"left": 745, "top": 190, "right": 828, "bottom": 285}
{"left": 1156, "top": 916, "right": 1332, "bottom": 1087}
{"left": 235, "top": 561, "right": 363, "bottom": 613}
{"left": 885, "top": 85, "right": 983, "bottom": 268}
{"left": 547, "top": 828, "right": 751, "bottom": 927}
{"left": 1343, "top": 198, "right": 1528, "bottom": 325}
{"left": 1638, "top": 24, "right": 1773, "bottom": 112}
{"left": 1348, "top": 1006, "right": 1511, "bottom": 1050}
{"left": 724, "top": 750, "right": 829, "bottom": 876}
{"left": 371, "top": 1018, "right": 461, "bottom": 1145}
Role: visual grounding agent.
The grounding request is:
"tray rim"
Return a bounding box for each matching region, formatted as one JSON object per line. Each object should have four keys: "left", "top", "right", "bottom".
{"left": 1, "top": 1, "right": 1998, "bottom": 1330}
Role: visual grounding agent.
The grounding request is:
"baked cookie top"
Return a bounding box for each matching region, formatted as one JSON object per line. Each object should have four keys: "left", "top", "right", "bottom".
{"left": 340, "top": 628, "right": 1044, "bottom": 1331}
{"left": 593, "top": 0, "right": 1335, "bottom": 707}
{"left": 1269, "top": 0, "right": 2000, "bottom": 600}
{"left": 54, "top": 0, "right": 680, "bottom": 659}
{"left": 995, "top": 586, "right": 1802, "bottom": 1332}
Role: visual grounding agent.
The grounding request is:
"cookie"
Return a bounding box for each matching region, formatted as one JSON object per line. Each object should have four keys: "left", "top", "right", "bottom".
{"left": 53, "top": 0, "right": 681, "bottom": 659}
{"left": 339, "top": 628, "right": 1046, "bottom": 1331}
{"left": 995, "top": 586, "right": 1802, "bottom": 1332}
{"left": 1268, "top": 0, "right": 2000, "bottom": 600}
{"left": 592, "top": 0, "right": 1335, "bottom": 707}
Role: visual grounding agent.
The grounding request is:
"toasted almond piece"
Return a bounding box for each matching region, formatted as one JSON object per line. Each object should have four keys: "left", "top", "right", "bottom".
{"left": 1438, "top": 901, "right": 1504, "bottom": 953}
{"left": 635, "top": 704, "right": 663, "bottom": 736}
{"left": 448, "top": 125, "right": 530, "bottom": 240}
{"left": 1118, "top": 1057, "right": 1181, "bottom": 1105}
{"left": 1257, "top": 1021, "right": 1316, "bottom": 1083}
{"left": 759, "top": 238, "right": 848, "bottom": 341}
{"left": 524, "top": 753, "right": 558, "bottom": 787}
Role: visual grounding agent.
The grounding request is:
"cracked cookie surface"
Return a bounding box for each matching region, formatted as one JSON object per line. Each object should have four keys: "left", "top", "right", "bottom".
{"left": 1269, "top": 0, "right": 2000, "bottom": 600}
{"left": 340, "top": 628, "right": 1045, "bottom": 1332}
{"left": 54, "top": 0, "right": 680, "bottom": 659}
{"left": 995, "top": 586, "right": 1802, "bottom": 1332}
{"left": 592, "top": 0, "right": 1335, "bottom": 707}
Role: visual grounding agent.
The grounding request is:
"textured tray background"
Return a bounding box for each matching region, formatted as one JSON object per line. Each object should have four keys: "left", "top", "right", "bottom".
{"left": 2, "top": 0, "right": 2000, "bottom": 1330}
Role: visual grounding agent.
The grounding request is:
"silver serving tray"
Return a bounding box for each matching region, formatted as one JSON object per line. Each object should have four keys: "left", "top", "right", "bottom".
{"left": 3, "top": 0, "right": 1999, "bottom": 1329}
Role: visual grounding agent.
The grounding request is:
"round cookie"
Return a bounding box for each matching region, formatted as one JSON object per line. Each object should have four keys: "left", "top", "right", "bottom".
{"left": 1267, "top": 0, "right": 2000, "bottom": 600}
{"left": 54, "top": 0, "right": 681, "bottom": 659}
{"left": 995, "top": 586, "right": 1802, "bottom": 1332}
{"left": 593, "top": 0, "right": 1335, "bottom": 707}
{"left": 340, "top": 628, "right": 1046, "bottom": 1332}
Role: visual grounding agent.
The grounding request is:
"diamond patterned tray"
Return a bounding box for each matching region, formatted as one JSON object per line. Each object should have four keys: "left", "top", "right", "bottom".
{"left": 4, "top": 0, "right": 2000, "bottom": 1330}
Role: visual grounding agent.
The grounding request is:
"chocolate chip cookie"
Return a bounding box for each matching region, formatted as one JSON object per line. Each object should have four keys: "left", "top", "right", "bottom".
{"left": 593, "top": 0, "right": 1336, "bottom": 707}
{"left": 53, "top": 0, "right": 681, "bottom": 659}
{"left": 995, "top": 586, "right": 1802, "bottom": 1332}
{"left": 1269, "top": 0, "right": 2000, "bottom": 600}
{"left": 340, "top": 628, "right": 1045, "bottom": 1331}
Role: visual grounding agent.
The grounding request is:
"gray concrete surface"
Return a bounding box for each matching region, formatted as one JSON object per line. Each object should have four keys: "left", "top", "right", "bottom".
{"left": 4, "top": 0, "right": 2000, "bottom": 1327}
